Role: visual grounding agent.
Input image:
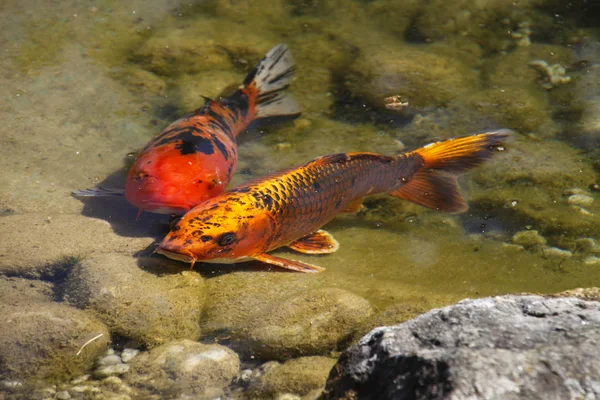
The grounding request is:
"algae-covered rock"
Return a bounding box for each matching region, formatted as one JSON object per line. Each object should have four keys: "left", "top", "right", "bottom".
{"left": 482, "top": 44, "right": 574, "bottom": 89}
{"left": 64, "top": 253, "right": 205, "bottom": 347}
{"left": 345, "top": 43, "right": 479, "bottom": 110}
{"left": 0, "top": 214, "right": 154, "bottom": 278}
{"left": 176, "top": 70, "right": 244, "bottom": 113}
{"left": 554, "top": 287, "right": 600, "bottom": 302}
{"left": 125, "top": 339, "right": 240, "bottom": 398}
{"left": 235, "top": 287, "right": 373, "bottom": 359}
{"left": 469, "top": 137, "right": 600, "bottom": 238}
{"left": 457, "top": 86, "right": 557, "bottom": 136}
{"left": 131, "top": 18, "right": 275, "bottom": 77}
{"left": 414, "top": 0, "right": 545, "bottom": 51}
{"left": 0, "top": 302, "right": 110, "bottom": 383}
{"left": 0, "top": 276, "right": 54, "bottom": 305}
{"left": 249, "top": 356, "right": 337, "bottom": 399}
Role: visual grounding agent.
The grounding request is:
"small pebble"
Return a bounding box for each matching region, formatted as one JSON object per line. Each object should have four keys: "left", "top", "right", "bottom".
{"left": 575, "top": 238, "right": 600, "bottom": 254}
{"left": 56, "top": 390, "right": 71, "bottom": 400}
{"left": 564, "top": 188, "right": 589, "bottom": 196}
{"left": 94, "top": 363, "right": 130, "bottom": 378}
{"left": 542, "top": 247, "right": 572, "bottom": 259}
{"left": 121, "top": 348, "right": 140, "bottom": 363}
{"left": 584, "top": 256, "right": 600, "bottom": 265}
{"left": 512, "top": 230, "right": 546, "bottom": 247}
{"left": 1, "top": 380, "right": 22, "bottom": 388}
{"left": 571, "top": 205, "right": 594, "bottom": 216}
{"left": 70, "top": 375, "right": 90, "bottom": 385}
{"left": 568, "top": 194, "right": 594, "bottom": 206}
{"left": 239, "top": 369, "right": 253, "bottom": 382}
{"left": 97, "top": 354, "right": 122, "bottom": 366}
{"left": 70, "top": 385, "right": 95, "bottom": 393}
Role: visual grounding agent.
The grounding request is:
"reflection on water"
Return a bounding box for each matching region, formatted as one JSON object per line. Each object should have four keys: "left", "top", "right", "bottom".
{"left": 1, "top": 0, "right": 599, "bottom": 397}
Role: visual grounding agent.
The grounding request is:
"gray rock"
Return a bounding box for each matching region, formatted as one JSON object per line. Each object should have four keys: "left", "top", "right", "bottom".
{"left": 323, "top": 295, "right": 600, "bottom": 400}
{"left": 64, "top": 253, "right": 205, "bottom": 347}
{"left": 125, "top": 339, "right": 240, "bottom": 398}
{"left": 236, "top": 287, "right": 373, "bottom": 359}
{"left": 0, "top": 213, "right": 154, "bottom": 278}
{"left": 0, "top": 302, "right": 110, "bottom": 383}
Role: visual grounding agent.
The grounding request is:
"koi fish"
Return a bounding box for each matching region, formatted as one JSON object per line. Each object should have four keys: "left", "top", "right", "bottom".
{"left": 155, "top": 130, "right": 512, "bottom": 272}
{"left": 73, "top": 44, "right": 300, "bottom": 215}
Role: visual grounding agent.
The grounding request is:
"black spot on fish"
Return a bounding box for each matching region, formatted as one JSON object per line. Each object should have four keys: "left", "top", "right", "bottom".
{"left": 313, "top": 181, "right": 321, "bottom": 191}
{"left": 200, "top": 235, "right": 212, "bottom": 242}
{"left": 262, "top": 194, "right": 274, "bottom": 210}
{"left": 155, "top": 126, "right": 215, "bottom": 156}
{"left": 211, "top": 136, "right": 229, "bottom": 161}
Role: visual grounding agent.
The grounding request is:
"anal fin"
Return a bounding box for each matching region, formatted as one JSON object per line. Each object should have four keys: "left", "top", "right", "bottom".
{"left": 287, "top": 229, "right": 339, "bottom": 254}
{"left": 252, "top": 253, "right": 325, "bottom": 273}
{"left": 388, "top": 170, "right": 467, "bottom": 213}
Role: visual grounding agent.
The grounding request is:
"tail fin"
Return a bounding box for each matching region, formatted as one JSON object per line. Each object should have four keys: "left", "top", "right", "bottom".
{"left": 243, "top": 44, "right": 301, "bottom": 120}
{"left": 389, "top": 129, "right": 512, "bottom": 213}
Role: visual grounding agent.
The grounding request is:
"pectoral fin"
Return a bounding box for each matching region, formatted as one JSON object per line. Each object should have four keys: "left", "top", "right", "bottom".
{"left": 252, "top": 253, "right": 325, "bottom": 273}
{"left": 287, "top": 229, "right": 339, "bottom": 254}
{"left": 341, "top": 197, "right": 366, "bottom": 213}
{"left": 72, "top": 187, "right": 125, "bottom": 197}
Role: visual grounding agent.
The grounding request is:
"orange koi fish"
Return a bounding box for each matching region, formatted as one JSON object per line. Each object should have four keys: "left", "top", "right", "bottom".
{"left": 73, "top": 44, "right": 299, "bottom": 215}
{"left": 155, "top": 130, "right": 512, "bottom": 272}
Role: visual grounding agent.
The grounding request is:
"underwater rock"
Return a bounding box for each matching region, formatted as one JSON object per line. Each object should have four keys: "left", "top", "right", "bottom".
{"left": 0, "top": 214, "right": 154, "bottom": 278}
{"left": 131, "top": 17, "right": 275, "bottom": 77}
{"left": 482, "top": 44, "right": 574, "bottom": 89}
{"left": 414, "top": 0, "right": 545, "bottom": 51}
{"left": 234, "top": 287, "right": 373, "bottom": 359}
{"left": 64, "top": 253, "right": 205, "bottom": 347}
{"left": 345, "top": 43, "right": 479, "bottom": 110}
{"left": 512, "top": 229, "right": 546, "bottom": 247}
{"left": 0, "top": 301, "right": 110, "bottom": 384}
{"left": 457, "top": 86, "right": 557, "bottom": 136}
{"left": 248, "top": 356, "right": 337, "bottom": 399}
{"left": 468, "top": 137, "right": 600, "bottom": 238}
{"left": 322, "top": 295, "right": 600, "bottom": 400}
{"left": 569, "top": 41, "right": 600, "bottom": 148}
{"left": 0, "top": 276, "right": 54, "bottom": 305}
{"left": 125, "top": 339, "right": 240, "bottom": 398}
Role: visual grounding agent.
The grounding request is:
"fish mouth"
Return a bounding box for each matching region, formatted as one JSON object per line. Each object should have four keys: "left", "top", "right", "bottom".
{"left": 155, "top": 247, "right": 197, "bottom": 267}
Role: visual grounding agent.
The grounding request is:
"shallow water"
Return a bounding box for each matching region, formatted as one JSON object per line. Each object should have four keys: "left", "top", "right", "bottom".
{"left": 1, "top": 0, "right": 600, "bottom": 397}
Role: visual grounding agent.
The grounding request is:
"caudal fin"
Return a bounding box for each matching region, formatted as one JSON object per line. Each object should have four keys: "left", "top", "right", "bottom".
{"left": 389, "top": 129, "right": 512, "bottom": 213}
{"left": 243, "top": 44, "right": 301, "bottom": 120}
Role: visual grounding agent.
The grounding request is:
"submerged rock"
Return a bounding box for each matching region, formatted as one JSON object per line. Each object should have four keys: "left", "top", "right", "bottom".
{"left": 0, "top": 214, "right": 154, "bottom": 278}
{"left": 235, "top": 287, "right": 373, "bottom": 359}
{"left": 0, "top": 301, "right": 110, "bottom": 384}
{"left": 323, "top": 295, "right": 600, "bottom": 400}
{"left": 345, "top": 43, "right": 479, "bottom": 110}
{"left": 125, "top": 339, "right": 240, "bottom": 398}
{"left": 248, "top": 356, "right": 337, "bottom": 399}
{"left": 64, "top": 253, "right": 205, "bottom": 347}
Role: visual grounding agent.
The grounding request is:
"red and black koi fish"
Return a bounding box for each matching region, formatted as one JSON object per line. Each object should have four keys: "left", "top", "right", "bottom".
{"left": 73, "top": 44, "right": 300, "bottom": 215}
{"left": 156, "top": 130, "right": 512, "bottom": 272}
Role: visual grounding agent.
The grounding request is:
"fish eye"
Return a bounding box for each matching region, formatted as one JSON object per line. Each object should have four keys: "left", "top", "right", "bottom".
{"left": 217, "top": 232, "right": 236, "bottom": 246}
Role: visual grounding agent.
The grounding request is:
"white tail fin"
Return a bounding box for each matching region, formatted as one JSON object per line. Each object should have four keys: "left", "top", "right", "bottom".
{"left": 243, "top": 44, "right": 301, "bottom": 119}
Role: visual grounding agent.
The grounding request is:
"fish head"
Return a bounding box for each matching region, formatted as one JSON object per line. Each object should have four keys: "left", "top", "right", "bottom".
{"left": 124, "top": 151, "right": 229, "bottom": 215}
{"left": 156, "top": 195, "right": 274, "bottom": 265}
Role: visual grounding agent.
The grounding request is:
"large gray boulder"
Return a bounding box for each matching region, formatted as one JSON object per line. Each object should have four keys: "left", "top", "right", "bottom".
{"left": 323, "top": 295, "right": 600, "bottom": 400}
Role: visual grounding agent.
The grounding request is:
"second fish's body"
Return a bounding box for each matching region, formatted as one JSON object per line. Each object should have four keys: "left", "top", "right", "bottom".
{"left": 156, "top": 130, "right": 512, "bottom": 272}
{"left": 75, "top": 44, "right": 299, "bottom": 215}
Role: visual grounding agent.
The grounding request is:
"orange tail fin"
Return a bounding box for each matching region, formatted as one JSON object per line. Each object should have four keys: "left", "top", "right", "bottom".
{"left": 389, "top": 129, "right": 512, "bottom": 213}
